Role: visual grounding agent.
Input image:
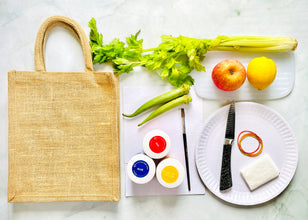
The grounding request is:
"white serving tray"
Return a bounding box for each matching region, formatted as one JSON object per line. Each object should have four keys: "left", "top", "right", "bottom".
{"left": 193, "top": 51, "right": 295, "bottom": 100}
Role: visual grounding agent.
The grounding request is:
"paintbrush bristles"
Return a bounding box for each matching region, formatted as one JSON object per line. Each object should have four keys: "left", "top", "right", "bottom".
{"left": 181, "top": 108, "right": 185, "bottom": 118}
{"left": 181, "top": 108, "right": 186, "bottom": 134}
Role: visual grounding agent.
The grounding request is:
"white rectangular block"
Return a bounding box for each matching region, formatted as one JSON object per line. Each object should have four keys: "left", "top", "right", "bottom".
{"left": 240, "top": 154, "right": 280, "bottom": 191}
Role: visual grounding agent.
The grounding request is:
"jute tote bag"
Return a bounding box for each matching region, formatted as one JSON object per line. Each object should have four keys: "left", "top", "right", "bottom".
{"left": 8, "top": 15, "right": 120, "bottom": 202}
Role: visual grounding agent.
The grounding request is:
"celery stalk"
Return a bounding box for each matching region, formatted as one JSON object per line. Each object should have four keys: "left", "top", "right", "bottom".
{"left": 208, "top": 36, "right": 297, "bottom": 52}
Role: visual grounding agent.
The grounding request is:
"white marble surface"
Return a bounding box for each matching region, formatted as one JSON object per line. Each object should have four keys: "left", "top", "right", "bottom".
{"left": 1, "top": 0, "right": 307, "bottom": 219}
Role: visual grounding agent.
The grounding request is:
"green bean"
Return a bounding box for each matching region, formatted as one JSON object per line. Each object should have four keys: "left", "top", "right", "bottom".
{"left": 122, "top": 84, "right": 190, "bottom": 117}
{"left": 138, "top": 95, "right": 192, "bottom": 126}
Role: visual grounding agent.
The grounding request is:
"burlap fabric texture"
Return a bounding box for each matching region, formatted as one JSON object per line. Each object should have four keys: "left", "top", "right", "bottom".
{"left": 8, "top": 15, "right": 120, "bottom": 202}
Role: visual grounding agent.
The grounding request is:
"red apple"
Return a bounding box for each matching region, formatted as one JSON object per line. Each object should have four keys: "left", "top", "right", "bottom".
{"left": 212, "top": 59, "right": 247, "bottom": 91}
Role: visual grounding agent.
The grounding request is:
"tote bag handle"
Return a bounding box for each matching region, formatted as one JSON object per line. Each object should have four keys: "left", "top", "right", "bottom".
{"left": 34, "top": 15, "right": 94, "bottom": 72}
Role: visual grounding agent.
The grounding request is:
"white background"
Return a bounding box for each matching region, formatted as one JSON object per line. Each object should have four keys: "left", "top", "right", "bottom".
{"left": 0, "top": 0, "right": 307, "bottom": 219}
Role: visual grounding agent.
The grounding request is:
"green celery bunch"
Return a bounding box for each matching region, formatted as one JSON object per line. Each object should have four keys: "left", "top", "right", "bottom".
{"left": 89, "top": 18, "right": 297, "bottom": 87}
{"left": 89, "top": 18, "right": 143, "bottom": 70}
{"left": 89, "top": 18, "right": 214, "bottom": 87}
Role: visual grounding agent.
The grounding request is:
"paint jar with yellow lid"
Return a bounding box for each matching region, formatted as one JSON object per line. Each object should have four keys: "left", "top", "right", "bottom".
{"left": 156, "top": 157, "right": 185, "bottom": 188}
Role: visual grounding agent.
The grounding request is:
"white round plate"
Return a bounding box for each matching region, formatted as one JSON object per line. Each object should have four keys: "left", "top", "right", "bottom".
{"left": 195, "top": 102, "right": 298, "bottom": 205}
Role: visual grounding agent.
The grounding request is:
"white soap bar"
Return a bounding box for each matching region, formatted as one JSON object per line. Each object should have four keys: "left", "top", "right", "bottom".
{"left": 240, "top": 154, "right": 280, "bottom": 191}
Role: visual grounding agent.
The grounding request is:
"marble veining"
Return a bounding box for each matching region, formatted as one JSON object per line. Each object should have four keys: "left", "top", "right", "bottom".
{"left": 0, "top": 0, "right": 307, "bottom": 219}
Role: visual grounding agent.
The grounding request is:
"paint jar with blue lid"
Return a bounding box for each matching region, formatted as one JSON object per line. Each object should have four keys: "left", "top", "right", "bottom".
{"left": 127, "top": 154, "right": 156, "bottom": 184}
{"left": 156, "top": 157, "right": 185, "bottom": 188}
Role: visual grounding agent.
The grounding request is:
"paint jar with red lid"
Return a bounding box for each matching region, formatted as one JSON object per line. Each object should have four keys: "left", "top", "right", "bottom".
{"left": 143, "top": 129, "right": 171, "bottom": 159}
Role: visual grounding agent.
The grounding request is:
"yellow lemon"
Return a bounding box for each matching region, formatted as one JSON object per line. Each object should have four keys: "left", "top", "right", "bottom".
{"left": 247, "top": 56, "right": 277, "bottom": 90}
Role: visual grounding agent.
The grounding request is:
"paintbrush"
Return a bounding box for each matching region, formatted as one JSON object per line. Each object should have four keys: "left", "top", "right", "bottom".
{"left": 181, "top": 108, "right": 191, "bottom": 191}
